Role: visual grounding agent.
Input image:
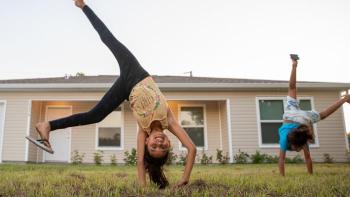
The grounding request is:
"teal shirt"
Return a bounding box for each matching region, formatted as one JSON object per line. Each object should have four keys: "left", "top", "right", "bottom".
{"left": 278, "top": 123, "right": 300, "bottom": 152}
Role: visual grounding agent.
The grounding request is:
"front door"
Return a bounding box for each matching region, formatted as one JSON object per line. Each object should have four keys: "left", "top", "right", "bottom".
{"left": 44, "top": 106, "right": 71, "bottom": 163}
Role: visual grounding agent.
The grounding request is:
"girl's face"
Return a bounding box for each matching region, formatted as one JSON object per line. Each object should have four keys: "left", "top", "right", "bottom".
{"left": 146, "top": 131, "right": 171, "bottom": 158}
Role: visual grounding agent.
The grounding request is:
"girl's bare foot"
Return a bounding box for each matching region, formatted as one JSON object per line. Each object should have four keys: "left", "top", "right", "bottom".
{"left": 35, "top": 122, "right": 51, "bottom": 147}
{"left": 74, "top": 0, "right": 86, "bottom": 9}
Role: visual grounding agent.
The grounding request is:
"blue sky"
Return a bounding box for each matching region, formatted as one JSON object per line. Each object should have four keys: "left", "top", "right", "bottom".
{"left": 0, "top": 0, "right": 349, "bottom": 131}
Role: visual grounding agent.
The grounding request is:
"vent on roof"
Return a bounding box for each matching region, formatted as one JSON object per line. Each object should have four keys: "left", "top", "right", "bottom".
{"left": 184, "top": 71, "right": 193, "bottom": 77}
{"left": 64, "top": 74, "right": 71, "bottom": 79}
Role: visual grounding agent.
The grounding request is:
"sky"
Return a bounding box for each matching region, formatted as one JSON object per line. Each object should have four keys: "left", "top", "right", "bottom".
{"left": 0, "top": 0, "right": 349, "bottom": 131}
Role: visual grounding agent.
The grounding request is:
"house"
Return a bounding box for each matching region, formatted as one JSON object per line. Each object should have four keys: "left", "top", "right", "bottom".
{"left": 0, "top": 75, "right": 349, "bottom": 163}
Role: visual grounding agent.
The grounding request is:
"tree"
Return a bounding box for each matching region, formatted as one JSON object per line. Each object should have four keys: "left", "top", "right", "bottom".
{"left": 75, "top": 72, "right": 85, "bottom": 77}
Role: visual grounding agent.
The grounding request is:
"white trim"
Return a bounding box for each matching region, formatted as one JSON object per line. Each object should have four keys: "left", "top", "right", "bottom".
{"left": 341, "top": 91, "right": 350, "bottom": 151}
{"left": 0, "top": 100, "right": 7, "bottom": 163}
{"left": 178, "top": 104, "right": 208, "bottom": 151}
{"left": 226, "top": 99, "right": 233, "bottom": 163}
{"left": 218, "top": 102, "right": 223, "bottom": 150}
{"left": 43, "top": 105, "right": 73, "bottom": 163}
{"left": 95, "top": 105, "right": 124, "bottom": 151}
{"left": 24, "top": 100, "right": 32, "bottom": 162}
{"left": 256, "top": 96, "right": 320, "bottom": 148}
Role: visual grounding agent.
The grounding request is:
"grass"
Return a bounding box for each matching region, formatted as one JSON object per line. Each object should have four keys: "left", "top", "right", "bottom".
{"left": 0, "top": 163, "right": 349, "bottom": 196}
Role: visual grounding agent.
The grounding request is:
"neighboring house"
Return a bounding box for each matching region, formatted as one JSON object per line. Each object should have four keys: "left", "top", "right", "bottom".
{"left": 0, "top": 75, "right": 349, "bottom": 163}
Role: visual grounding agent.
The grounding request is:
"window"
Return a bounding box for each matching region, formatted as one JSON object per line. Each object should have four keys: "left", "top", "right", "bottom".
{"left": 96, "top": 107, "right": 123, "bottom": 149}
{"left": 258, "top": 100, "right": 284, "bottom": 144}
{"left": 180, "top": 106, "right": 206, "bottom": 148}
{"left": 257, "top": 97, "right": 318, "bottom": 147}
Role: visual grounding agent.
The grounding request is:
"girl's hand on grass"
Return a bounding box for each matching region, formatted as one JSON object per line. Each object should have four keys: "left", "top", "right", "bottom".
{"left": 173, "top": 179, "right": 189, "bottom": 189}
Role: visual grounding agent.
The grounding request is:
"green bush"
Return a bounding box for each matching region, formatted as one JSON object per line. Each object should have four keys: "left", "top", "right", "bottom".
{"left": 250, "top": 151, "right": 267, "bottom": 164}
{"left": 71, "top": 150, "right": 85, "bottom": 165}
{"left": 234, "top": 149, "right": 249, "bottom": 164}
{"left": 200, "top": 150, "right": 213, "bottom": 165}
{"left": 285, "top": 155, "right": 304, "bottom": 163}
{"left": 93, "top": 150, "right": 104, "bottom": 165}
{"left": 323, "top": 153, "right": 334, "bottom": 163}
{"left": 216, "top": 149, "right": 230, "bottom": 164}
{"left": 110, "top": 154, "right": 117, "bottom": 166}
{"left": 166, "top": 148, "right": 177, "bottom": 165}
{"left": 124, "top": 148, "right": 137, "bottom": 165}
{"left": 265, "top": 155, "right": 279, "bottom": 163}
{"left": 176, "top": 152, "right": 187, "bottom": 166}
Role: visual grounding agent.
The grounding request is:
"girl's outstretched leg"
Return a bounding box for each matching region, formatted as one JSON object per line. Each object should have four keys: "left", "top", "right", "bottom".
{"left": 33, "top": 77, "right": 127, "bottom": 152}
{"left": 81, "top": 5, "right": 149, "bottom": 93}
{"left": 288, "top": 59, "right": 298, "bottom": 99}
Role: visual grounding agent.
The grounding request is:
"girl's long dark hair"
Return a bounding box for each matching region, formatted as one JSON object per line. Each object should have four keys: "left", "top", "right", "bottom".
{"left": 287, "top": 124, "right": 313, "bottom": 150}
{"left": 144, "top": 145, "right": 169, "bottom": 189}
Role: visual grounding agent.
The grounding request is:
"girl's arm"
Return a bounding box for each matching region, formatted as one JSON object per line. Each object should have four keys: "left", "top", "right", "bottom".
{"left": 279, "top": 150, "right": 286, "bottom": 176}
{"left": 319, "top": 95, "right": 350, "bottom": 120}
{"left": 137, "top": 127, "right": 147, "bottom": 186}
{"left": 167, "top": 107, "right": 196, "bottom": 188}
{"left": 303, "top": 146, "right": 313, "bottom": 175}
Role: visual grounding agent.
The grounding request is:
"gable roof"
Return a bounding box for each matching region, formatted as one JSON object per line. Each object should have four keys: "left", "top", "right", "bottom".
{"left": 0, "top": 75, "right": 349, "bottom": 92}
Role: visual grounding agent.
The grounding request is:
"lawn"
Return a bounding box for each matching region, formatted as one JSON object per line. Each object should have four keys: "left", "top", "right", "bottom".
{"left": 0, "top": 163, "right": 349, "bottom": 196}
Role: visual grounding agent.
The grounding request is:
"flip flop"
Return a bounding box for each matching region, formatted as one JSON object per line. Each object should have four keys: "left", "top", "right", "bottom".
{"left": 25, "top": 136, "right": 54, "bottom": 154}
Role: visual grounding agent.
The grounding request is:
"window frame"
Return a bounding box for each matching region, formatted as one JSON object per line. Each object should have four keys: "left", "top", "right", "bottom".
{"left": 256, "top": 96, "right": 320, "bottom": 148}
{"left": 95, "top": 106, "right": 124, "bottom": 151}
{"left": 178, "top": 104, "right": 208, "bottom": 151}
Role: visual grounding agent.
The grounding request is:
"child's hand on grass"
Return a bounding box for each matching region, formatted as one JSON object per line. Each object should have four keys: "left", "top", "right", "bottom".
{"left": 173, "top": 178, "right": 189, "bottom": 189}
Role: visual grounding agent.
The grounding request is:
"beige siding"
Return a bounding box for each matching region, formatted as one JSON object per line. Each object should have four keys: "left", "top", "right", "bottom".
{"left": 0, "top": 95, "right": 29, "bottom": 161}
{"left": 219, "top": 101, "right": 229, "bottom": 153}
{"left": 0, "top": 90, "right": 348, "bottom": 163}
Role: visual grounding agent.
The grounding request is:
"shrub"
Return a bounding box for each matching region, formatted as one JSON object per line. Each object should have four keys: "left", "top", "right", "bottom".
{"left": 200, "top": 150, "right": 213, "bottom": 165}
{"left": 250, "top": 151, "right": 267, "bottom": 164}
{"left": 71, "top": 150, "right": 85, "bottom": 165}
{"left": 124, "top": 148, "right": 137, "bottom": 165}
{"left": 323, "top": 153, "right": 334, "bottom": 163}
{"left": 110, "top": 154, "right": 117, "bottom": 166}
{"left": 265, "top": 155, "right": 279, "bottom": 163}
{"left": 176, "top": 152, "right": 187, "bottom": 166}
{"left": 216, "top": 149, "right": 230, "bottom": 164}
{"left": 292, "top": 155, "right": 304, "bottom": 163}
{"left": 285, "top": 155, "right": 304, "bottom": 164}
{"left": 166, "top": 148, "right": 178, "bottom": 165}
{"left": 346, "top": 151, "right": 350, "bottom": 163}
{"left": 234, "top": 149, "right": 249, "bottom": 164}
{"left": 93, "top": 150, "right": 104, "bottom": 165}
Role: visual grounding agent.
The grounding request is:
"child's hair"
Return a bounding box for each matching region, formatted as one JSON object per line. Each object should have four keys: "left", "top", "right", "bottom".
{"left": 287, "top": 124, "right": 313, "bottom": 150}
{"left": 144, "top": 145, "right": 169, "bottom": 189}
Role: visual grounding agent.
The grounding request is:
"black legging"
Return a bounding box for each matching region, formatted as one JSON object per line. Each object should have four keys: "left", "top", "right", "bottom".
{"left": 49, "top": 5, "right": 149, "bottom": 131}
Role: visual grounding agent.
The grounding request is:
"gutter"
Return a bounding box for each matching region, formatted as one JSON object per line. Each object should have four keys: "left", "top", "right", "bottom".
{"left": 0, "top": 82, "right": 349, "bottom": 92}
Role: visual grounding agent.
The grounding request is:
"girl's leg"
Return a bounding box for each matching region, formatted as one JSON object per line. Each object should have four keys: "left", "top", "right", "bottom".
{"left": 35, "top": 77, "right": 127, "bottom": 145}
{"left": 49, "top": 77, "right": 126, "bottom": 131}
{"left": 82, "top": 6, "right": 149, "bottom": 93}
{"left": 319, "top": 95, "right": 350, "bottom": 120}
{"left": 288, "top": 59, "right": 298, "bottom": 99}
{"left": 34, "top": 5, "right": 149, "bottom": 144}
